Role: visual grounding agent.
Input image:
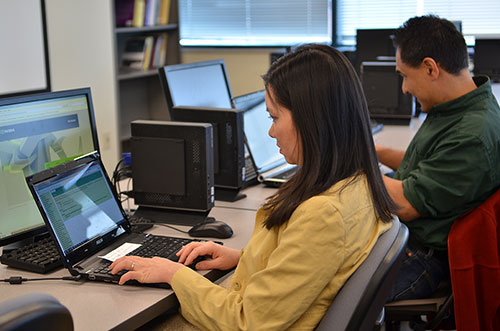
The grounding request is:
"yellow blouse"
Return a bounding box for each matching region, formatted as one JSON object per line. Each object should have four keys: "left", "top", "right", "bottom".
{"left": 171, "top": 175, "right": 391, "bottom": 330}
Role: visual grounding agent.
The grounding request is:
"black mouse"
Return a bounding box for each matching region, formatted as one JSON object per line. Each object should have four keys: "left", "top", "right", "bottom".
{"left": 188, "top": 220, "right": 233, "bottom": 239}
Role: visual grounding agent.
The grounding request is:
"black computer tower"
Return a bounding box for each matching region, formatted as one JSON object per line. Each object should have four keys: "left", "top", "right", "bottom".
{"left": 171, "top": 106, "right": 245, "bottom": 200}
{"left": 130, "top": 120, "right": 214, "bottom": 216}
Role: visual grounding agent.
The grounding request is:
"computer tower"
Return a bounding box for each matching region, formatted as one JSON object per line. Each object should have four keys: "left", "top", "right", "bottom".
{"left": 361, "top": 61, "right": 414, "bottom": 125}
{"left": 171, "top": 106, "right": 245, "bottom": 201}
{"left": 355, "top": 29, "right": 396, "bottom": 74}
{"left": 130, "top": 120, "right": 214, "bottom": 224}
{"left": 474, "top": 39, "right": 500, "bottom": 82}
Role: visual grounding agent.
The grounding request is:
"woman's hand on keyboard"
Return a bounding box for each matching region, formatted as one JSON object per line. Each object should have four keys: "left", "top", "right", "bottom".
{"left": 177, "top": 241, "right": 240, "bottom": 271}
{"left": 109, "top": 256, "right": 183, "bottom": 285}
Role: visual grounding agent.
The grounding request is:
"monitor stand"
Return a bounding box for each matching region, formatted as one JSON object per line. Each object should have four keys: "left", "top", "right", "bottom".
{"left": 215, "top": 187, "right": 246, "bottom": 202}
{"left": 133, "top": 206, "right": 211, "bottom": 226}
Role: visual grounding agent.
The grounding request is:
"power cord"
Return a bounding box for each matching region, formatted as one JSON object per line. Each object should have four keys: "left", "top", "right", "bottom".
{"left": 1, "top": 275, "right": 82, "bottom": 285}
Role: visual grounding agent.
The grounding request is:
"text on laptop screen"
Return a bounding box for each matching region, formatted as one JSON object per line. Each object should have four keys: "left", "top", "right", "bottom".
{"left": 243, "top": 101, "right": 285, "bottom": 172}
{"left": 0, "top": 89, "right": 99, "bottom": 245}
{"left": 31, "top": 161, "right": 125, "bottom": 255}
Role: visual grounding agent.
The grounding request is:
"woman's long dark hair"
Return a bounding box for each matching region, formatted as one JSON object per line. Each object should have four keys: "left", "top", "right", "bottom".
{"left": 261, "top": 44, "right": 397, "bottom": 229}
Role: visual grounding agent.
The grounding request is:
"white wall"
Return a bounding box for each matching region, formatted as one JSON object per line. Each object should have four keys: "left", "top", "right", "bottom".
{"left": 45, "top": 0, "right": 119, "bottom": 172}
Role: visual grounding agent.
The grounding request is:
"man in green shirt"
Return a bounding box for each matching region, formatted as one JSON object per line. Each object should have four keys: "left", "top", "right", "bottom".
{"left": 376, "top": 15, "right": 500, "bottom": 301}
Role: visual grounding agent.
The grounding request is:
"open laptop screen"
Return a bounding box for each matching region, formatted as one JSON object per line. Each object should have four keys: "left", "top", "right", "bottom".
{"left": 243, "top": 101, "right": 286, "bottom": 173}
{"left": 29, "top": 158, "right": 126, "bottom": 257}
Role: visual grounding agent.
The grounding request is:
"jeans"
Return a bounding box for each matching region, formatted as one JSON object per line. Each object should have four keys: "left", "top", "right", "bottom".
{"left": 387, "top": 240, "right": 450, "bottom": 302}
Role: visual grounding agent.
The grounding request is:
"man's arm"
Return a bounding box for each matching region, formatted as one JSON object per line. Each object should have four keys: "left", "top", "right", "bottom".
{"left": 383, "top": 176, "right": 420, "bottom": 221}
{"left": 375, "top": 144, "right": 406, "bottom": 171}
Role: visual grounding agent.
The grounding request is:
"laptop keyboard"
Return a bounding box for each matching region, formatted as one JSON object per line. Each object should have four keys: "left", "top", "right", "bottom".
{"left": 91, "top": 235, "right": 215, "bottom": 277}
{"left": 0, "top": 236, "right": 62, "bottom": 274}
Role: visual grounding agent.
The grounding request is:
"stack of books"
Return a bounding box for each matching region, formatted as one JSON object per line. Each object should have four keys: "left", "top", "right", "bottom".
{"left": 115, "top": 0, "right": 171, "bottom": 27}
{"left": 121, "top": 34, "right": 168, "bottom": 71}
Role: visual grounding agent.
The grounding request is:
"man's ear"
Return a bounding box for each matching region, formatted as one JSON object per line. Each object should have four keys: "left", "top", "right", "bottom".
{"left": 422, "top": 57, "right": 439, "bottom": 80}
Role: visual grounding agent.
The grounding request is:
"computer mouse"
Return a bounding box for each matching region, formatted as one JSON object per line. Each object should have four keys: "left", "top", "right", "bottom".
{"left": 188, "top": 220, "right": 233, "bottom": 239}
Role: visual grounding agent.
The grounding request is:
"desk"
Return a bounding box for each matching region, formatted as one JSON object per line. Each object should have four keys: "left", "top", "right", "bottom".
{"left": 0, "top": 119, "right": 419, "bottom": 330}
{"left": 0, "top": 206, "right": 256, "bottom": 331}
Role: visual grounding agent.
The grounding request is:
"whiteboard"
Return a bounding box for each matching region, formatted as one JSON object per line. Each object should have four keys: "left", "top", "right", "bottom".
{"left": 0, "top": 0, "right": 50, "bottom": 97}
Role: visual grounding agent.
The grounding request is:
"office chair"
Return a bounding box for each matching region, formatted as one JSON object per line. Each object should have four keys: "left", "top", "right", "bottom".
{"left": 448, "top": 187, "right": 500, "bottom": 331}
{"left": 0, "top": 293, "right": 73, "bottom": 331}
{"left": 316, "top": 216, "right": 409, "bottom": 331}
{"left": 385, "top": 187, "right": 500, "bottom": 331}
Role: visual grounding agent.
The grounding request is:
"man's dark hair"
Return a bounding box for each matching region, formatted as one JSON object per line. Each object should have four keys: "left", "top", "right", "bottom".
{"left": 394, "top": 15, "right": 469, "bottom": 74}
{"left": 261, "top": 44, "right": 397, "bottom": 229}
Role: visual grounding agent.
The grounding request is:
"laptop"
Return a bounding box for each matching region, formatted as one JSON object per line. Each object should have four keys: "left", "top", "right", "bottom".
{"left": 233, "top": 90, "right": 297, "bottom": 187}
{"left": 26, "top": 153, "right": 209, "bottom": 288}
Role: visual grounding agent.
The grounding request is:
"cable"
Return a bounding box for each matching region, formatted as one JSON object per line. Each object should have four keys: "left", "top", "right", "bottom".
{"left": 1, "top": 275, "right": 81, "bottom": 285}
{"left": 144, "top": 223, "right": 189, "bottom": 234}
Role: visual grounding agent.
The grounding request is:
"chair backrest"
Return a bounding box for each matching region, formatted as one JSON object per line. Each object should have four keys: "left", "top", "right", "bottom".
{"left": 448, "top": 187, "right": 500, "bottom": 331}
{"left": 0, "top": 293, "right": 73, "bottom": 331}
{"left": 316, "top": 216, "right": 409, "bottom": 331}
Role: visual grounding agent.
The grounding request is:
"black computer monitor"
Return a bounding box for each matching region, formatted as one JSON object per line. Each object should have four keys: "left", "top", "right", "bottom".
{"left": 474, "top": 39, "right": 500, "bottom": 82}
{"left": 0, "top": 88, "right": 100, "bottom": 248}
{"left": 130, "top": 120, "right": 215, "bottom": 225}
{"left": 171, "top": 106, "right": 245, "bottom": 202}
{"left": 158, "top": 59, "right": 233, "bottom": 113}
{"left": 361, "top": 61, "right": 414, "bottom": 125}
{"left": 355, "top": 29, "right": 396, "bottom": 74}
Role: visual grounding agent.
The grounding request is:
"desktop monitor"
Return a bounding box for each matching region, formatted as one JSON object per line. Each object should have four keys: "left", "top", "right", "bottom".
{"left": 473, "top": 39, "right": 500, "bottom": 82}
{"left": 0, "top": 88, "right": 100, "bottom": 247}
{"left": 130, "top": 120, "right": 215, "bottom": 225}
{"left": 171, "top": 106, "right": 245, "bottom": 201}
{"left": 361, "top": 61, "right": 414, "bottom": 124}
{"left": 158, "top": 59, "right": 233, "bottom": 113}
{"left": 355, "top": 29, "right": 396, "bottom": 74}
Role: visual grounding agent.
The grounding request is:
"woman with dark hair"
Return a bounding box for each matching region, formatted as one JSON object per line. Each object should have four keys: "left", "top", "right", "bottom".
{"left": 110, "top": 43, "right": 396, "bottom": 330}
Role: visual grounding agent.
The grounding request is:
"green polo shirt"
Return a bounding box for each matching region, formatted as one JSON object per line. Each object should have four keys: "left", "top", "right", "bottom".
{"left": 394, "top": 76, "right": 500, "bottom": 251}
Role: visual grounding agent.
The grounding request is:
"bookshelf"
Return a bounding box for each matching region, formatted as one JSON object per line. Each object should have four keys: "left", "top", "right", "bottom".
{"left": 112, "top": 0, "right": 181, "bottom": 151}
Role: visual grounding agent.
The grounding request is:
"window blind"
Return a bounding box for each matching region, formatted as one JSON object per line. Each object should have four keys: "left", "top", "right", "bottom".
{"left": 179, "top": 0, "right": 332, "bottom": 47}
{"left": 337, "top": 0, "right": 500, "bottom": 45}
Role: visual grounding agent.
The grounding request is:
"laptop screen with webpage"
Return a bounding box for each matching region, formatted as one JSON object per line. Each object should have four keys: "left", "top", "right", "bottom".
{"left": 28, "top": 156, "right": 128, "bottom": 262}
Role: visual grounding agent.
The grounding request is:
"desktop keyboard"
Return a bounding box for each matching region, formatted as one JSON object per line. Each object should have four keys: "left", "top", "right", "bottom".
{"left": 0, "top": 236, "right": 62, "bottom": 274}
{"left": 128, "top": 215, "right": 154, "bottom": 233}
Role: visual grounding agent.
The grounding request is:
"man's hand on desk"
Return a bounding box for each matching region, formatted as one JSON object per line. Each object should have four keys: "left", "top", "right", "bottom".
{"left": 177, "top": 241, "right": 240, "bottom": 271}
{"left": 375, "top": 144, "right": 406, "bottom": 171}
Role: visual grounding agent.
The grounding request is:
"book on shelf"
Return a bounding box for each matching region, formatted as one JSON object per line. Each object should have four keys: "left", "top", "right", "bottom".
{"left": 158, "top": 0, "right": 171, "bottom": 25}
{"left": 132, "top": 0, "right": 146, "bottom": 27}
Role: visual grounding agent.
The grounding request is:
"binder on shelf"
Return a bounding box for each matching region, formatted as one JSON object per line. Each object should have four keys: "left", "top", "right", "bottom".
{"left": 132, "top": 0, "right": 146, "bottom": 27}
{"left": 158, "top": 0, "right": 171, "bottom": 25}
{"left": 142, "top": 36, "right": 154, "bottom": 70}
